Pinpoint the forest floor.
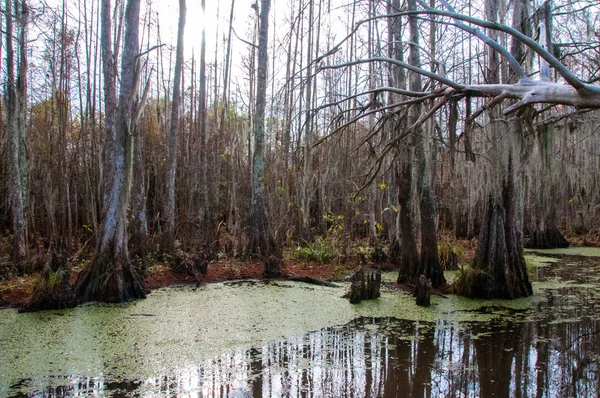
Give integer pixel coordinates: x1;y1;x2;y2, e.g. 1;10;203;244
1;229;599;310
0;256;385;310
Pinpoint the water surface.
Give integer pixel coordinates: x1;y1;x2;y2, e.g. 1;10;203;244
1;250;598;397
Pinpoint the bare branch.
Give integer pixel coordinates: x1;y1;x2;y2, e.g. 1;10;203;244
397;8;595;92
423;0;529;81
321;57;463;89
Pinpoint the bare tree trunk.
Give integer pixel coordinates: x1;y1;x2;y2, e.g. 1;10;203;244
470;0;532;299
388;0;419;281
525;124;569;249
408;0;444;288
198;0;208;225
75;0;145;303
6;0;29;270
396;158;419;283
214;0;235;223
163;0;186;252
247;0;280;266
300;0;314;237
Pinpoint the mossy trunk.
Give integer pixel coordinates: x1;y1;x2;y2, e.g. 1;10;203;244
469;134;532;299
526;124;569;249
247;0;281;270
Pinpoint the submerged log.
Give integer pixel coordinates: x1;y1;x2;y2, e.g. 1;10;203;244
415;274;432;307
348;267;381;304
287;276;338;288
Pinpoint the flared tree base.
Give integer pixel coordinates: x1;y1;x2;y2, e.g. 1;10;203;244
525;227;569;249
468;199;533;299
75;249;146;303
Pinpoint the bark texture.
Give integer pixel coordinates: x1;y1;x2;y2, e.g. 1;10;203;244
408;0;444;288
6;0;29;269
466;0;532;300
75;0;145;303
349;267;381;304
396;160;419;283
164;0;186;252
247;0;281;264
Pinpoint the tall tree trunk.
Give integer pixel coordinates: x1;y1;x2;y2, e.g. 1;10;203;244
6;0;29;270
525;124;569;249
163;0;186;252
524;4;568;249
300;0;314;238
75;0;145;303
470;0;532;299
198;0;208;225
130;120;149;259
247;0;279;264
396;157;419;283
388;0;419;280
214;0;235;223
408;0;444;288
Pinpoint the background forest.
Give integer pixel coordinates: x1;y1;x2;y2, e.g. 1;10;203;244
0;0;599;305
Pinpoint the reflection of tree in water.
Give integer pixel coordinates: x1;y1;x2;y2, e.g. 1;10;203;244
27;314;599;397
251;319;387;396
239;316;599;397
472;320;522;397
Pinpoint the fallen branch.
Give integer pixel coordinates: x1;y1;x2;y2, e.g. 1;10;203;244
286;276;339;288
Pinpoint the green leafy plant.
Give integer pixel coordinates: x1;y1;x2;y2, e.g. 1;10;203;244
293;236;337;263
439;242;463;270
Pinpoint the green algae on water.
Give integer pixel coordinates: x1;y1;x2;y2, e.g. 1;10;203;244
525;247;600;257
2;252;600;395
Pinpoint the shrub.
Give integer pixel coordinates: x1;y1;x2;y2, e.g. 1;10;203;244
293;236;337;263
450;265;490;298
439;241;463;270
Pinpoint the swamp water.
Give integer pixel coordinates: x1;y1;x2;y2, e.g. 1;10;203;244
1;249;599;397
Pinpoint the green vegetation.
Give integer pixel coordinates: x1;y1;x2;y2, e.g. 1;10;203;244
525;247;600;257
438;242;463;270
293;237;338;263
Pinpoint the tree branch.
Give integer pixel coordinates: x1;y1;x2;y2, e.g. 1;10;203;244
322;57;463;89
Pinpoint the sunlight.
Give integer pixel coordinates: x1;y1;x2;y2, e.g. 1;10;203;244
183;1;212;57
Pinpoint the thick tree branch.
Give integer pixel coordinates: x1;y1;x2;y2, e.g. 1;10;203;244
465;80;600;113
397;8;596;92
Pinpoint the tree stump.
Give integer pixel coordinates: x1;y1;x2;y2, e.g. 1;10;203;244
193;254;209;275
264;255;284;278
371;242;387;264
22;250;77;312
348;267;381;304
415;274;432;307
